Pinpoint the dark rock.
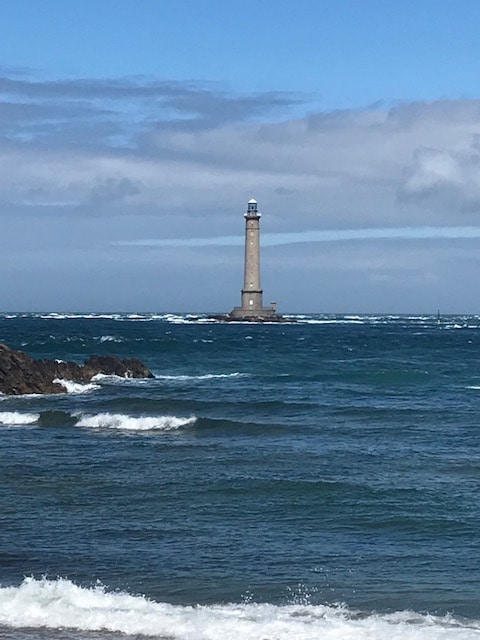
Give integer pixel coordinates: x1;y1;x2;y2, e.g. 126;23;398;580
0;343;154;395
83;355;153;380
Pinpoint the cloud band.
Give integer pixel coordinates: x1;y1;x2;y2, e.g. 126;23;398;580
114;226;480;248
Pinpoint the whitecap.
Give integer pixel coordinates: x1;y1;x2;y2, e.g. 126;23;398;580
164;314;193;324
90;373;151;387
95;335;124;343
53;379;101;394
156;372;247;381
0;577;478;640
302;318;365;324
75;413;197;431
91;373;134;382
0;411;39;425
155;313;216;324
126;314;151;321
39;313;123;321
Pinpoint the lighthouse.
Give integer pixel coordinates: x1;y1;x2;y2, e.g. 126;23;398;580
229;199;278;320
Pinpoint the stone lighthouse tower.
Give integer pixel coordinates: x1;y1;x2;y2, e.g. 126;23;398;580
229;199;278;320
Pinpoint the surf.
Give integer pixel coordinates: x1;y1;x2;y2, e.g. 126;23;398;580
75;413;197;432
1;578;479;640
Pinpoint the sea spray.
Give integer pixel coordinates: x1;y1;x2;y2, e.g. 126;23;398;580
0;578;479;640
53;379;101;394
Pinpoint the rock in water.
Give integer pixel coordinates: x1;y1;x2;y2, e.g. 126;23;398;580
82;355;153;380
0;343;154;395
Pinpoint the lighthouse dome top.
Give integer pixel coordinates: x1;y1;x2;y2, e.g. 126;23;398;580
246;198;260;217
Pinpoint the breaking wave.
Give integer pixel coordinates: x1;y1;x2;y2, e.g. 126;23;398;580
0;578;479;640
75;413;197;432
156;372;248;381
0;411;39;425
53;379;101;394
91;373;151;385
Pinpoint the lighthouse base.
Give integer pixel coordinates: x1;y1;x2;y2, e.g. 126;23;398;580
210;303;292;323
228;305;278;320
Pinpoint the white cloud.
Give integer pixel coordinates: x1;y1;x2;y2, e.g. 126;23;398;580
3;74;480;310
399;143;480;212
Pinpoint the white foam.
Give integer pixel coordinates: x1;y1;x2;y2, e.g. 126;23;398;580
91;373;149;384
156;313;216;324
75;413;196;431
302;318;366;324
0;411;39;425
96;335;124;343
39;313;122;320
164;314;195;324
156;372;247;381
53;379;101;394
0;578;478;640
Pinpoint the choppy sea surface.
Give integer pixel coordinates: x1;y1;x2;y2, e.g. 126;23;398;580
1;312;480;639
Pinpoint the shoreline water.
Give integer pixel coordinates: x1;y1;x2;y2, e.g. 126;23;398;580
2;576;480;640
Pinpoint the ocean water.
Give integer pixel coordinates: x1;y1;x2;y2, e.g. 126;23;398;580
1;312;480;639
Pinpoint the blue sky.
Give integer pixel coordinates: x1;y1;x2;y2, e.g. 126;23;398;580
3;0;480;107
2;1;480;312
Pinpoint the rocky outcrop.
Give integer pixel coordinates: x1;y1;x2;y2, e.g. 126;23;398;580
0;343;154;395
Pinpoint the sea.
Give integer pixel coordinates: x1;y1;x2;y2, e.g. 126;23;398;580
1;311;480;639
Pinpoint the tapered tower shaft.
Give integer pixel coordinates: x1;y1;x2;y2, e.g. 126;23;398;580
228;198;277;320
241;199;263;311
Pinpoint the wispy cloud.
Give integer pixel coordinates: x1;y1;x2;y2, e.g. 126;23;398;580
0;75;302;148
113;226;480;248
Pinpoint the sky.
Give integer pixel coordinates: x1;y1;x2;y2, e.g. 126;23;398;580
2;0;480;313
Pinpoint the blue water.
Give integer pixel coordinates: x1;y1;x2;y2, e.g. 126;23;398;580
1;312;480;639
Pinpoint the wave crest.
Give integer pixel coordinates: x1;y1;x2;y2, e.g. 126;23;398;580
75;412;197;432
157;372;247;381
53;379;101;394
0;578;478;639
0;411;39;425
